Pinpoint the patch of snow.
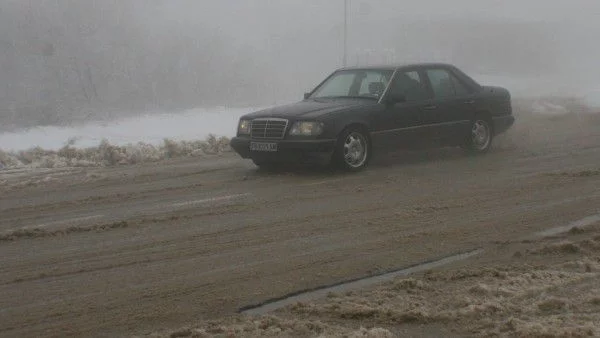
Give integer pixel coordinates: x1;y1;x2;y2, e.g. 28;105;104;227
531;101;569;116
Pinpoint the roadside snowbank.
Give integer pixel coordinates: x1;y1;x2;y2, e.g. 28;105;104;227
514;96;598;117
0;135;231;169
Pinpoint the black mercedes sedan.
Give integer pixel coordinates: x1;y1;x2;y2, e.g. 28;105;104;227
230;62;514;171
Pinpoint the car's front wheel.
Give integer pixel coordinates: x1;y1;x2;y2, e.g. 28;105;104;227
333;127;371;171
463;118;493;154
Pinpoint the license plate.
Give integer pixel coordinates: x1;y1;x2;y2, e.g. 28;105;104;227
250;142;278;152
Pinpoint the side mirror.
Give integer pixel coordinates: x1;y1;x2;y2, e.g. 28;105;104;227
385;93;406;105
304;92;311;100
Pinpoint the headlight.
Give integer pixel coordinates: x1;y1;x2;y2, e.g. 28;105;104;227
289;121;324;136
238;119;251;135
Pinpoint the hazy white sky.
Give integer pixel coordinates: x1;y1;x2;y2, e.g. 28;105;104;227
70;0;600;98
362;0;600;21
149;0;600;61
155;0;600;25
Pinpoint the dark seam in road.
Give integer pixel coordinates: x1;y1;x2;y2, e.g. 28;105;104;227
239;212;600;315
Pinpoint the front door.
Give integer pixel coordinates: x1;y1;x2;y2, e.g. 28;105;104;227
371;69;432;150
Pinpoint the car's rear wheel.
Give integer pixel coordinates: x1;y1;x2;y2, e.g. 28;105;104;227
463;117;493;154
333;127;371;171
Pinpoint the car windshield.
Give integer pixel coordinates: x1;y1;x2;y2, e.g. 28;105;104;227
309;69;394;100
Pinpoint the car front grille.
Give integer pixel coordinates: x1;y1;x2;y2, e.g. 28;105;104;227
250;118;288;139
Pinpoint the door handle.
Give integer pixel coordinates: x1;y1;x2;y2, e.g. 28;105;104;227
464;100;475;104
424;104;437;110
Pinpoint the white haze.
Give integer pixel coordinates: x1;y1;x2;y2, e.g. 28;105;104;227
1;0;600;150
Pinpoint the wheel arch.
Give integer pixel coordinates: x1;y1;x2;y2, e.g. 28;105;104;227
473;110;495;134
336;121;371;139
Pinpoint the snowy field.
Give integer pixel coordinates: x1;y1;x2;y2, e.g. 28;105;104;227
0;106;265;152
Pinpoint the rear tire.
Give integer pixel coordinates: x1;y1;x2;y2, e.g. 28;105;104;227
332;127;371;172
462;117;493;154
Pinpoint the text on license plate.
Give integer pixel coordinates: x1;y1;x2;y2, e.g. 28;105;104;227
250;142;278;152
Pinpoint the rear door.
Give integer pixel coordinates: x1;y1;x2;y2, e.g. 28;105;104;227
371;69;432;149
421;67;477;144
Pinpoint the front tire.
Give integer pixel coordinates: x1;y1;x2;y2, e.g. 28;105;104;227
463;118;493;154
332;127;371;171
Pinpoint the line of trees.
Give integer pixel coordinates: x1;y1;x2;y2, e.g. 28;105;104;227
0;1;289;131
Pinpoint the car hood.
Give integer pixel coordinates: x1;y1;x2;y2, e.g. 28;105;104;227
243;98;377;120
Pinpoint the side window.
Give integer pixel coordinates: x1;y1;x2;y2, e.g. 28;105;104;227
426;69;455;98
358;71;390;98
451;75;471;96
387;71;428;102
426;69;471;98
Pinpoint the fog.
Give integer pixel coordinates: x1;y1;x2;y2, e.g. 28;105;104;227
1;0;600;132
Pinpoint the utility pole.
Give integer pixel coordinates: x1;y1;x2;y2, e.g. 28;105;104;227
343;0;348;67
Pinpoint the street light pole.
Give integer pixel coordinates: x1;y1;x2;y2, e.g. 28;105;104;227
343;0;348;67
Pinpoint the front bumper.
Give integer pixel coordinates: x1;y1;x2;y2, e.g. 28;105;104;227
230;137;336;164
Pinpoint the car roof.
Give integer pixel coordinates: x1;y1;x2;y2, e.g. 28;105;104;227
336;62;456;72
